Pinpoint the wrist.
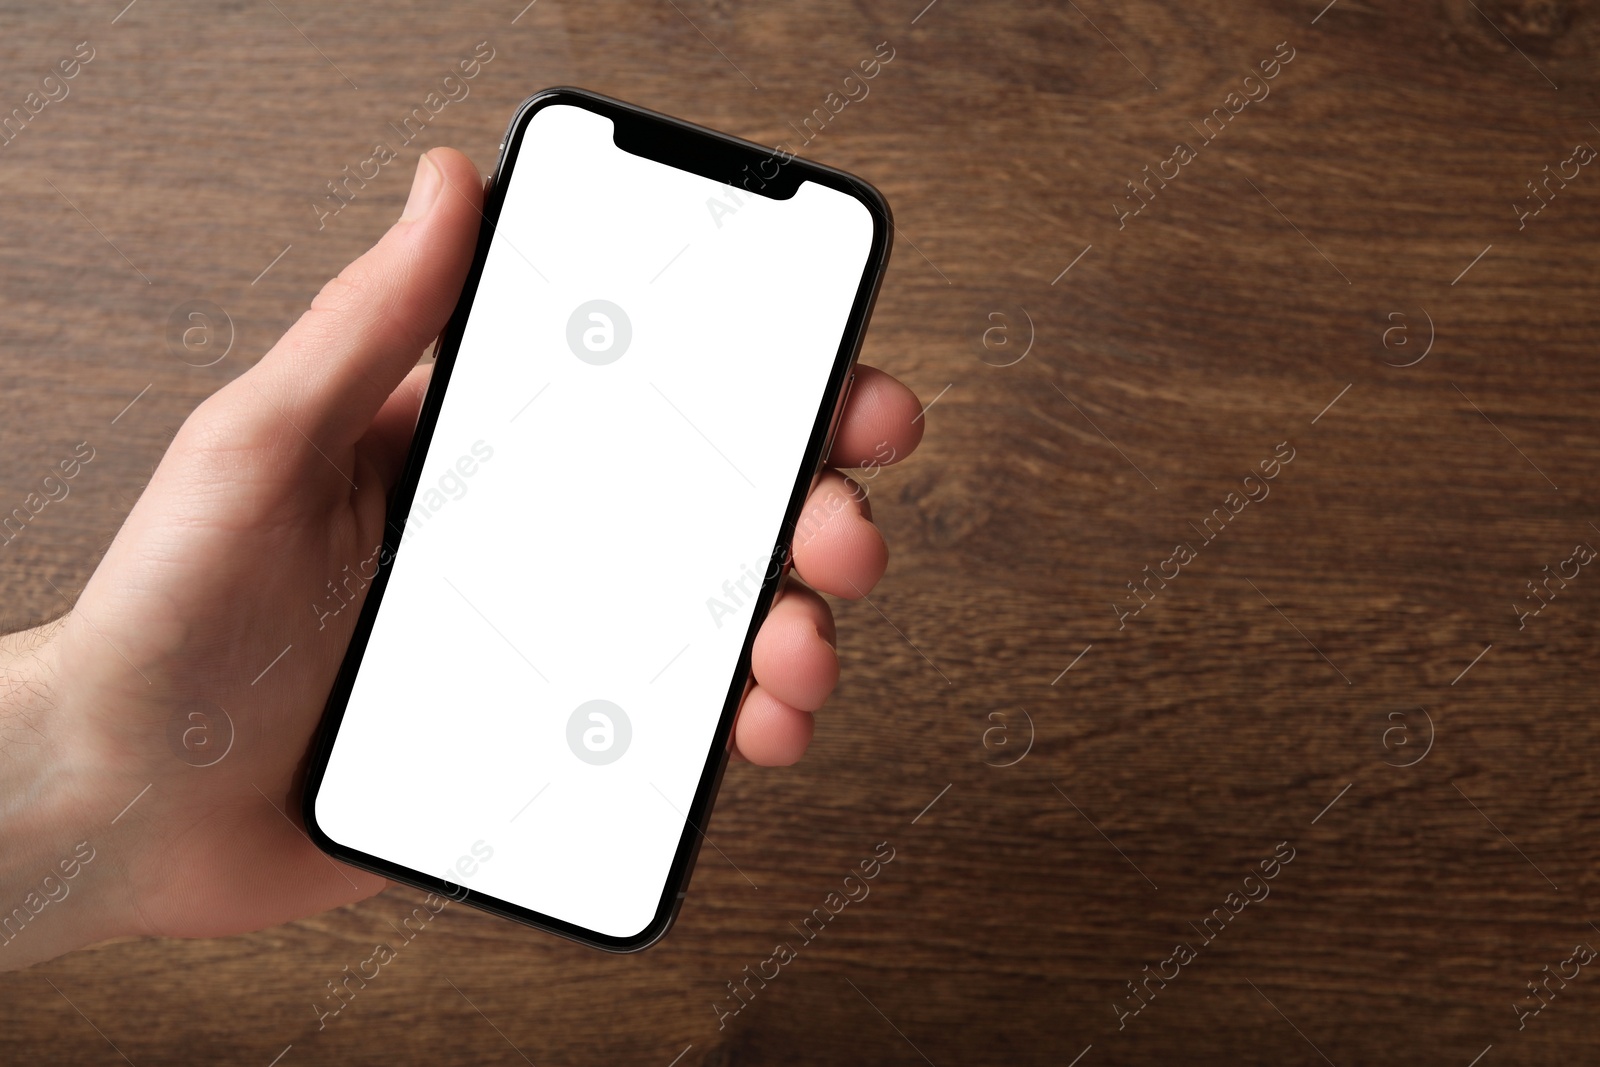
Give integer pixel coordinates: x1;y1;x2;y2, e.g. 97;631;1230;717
0;620;136;969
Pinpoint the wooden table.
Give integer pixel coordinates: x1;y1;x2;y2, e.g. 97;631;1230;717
3;1;1598;1063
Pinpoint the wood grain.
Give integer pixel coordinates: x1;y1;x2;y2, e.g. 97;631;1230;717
3;0;1600;1063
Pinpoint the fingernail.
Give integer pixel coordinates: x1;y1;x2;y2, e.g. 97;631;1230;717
401;151;443;222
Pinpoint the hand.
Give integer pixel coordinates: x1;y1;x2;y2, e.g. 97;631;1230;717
0;149;923;969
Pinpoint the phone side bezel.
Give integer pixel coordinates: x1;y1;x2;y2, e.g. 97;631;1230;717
301;86;893;953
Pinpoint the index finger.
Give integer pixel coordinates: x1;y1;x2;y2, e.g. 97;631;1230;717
826;364;925;469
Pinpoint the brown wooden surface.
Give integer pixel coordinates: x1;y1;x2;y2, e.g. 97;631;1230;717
4;0;1600;1063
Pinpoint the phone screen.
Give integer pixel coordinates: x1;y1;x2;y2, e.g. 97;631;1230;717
307;94;884;946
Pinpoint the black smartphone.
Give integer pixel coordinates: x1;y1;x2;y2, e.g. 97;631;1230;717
302;87;892;951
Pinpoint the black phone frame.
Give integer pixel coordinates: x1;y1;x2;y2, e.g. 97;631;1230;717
301;86;893;952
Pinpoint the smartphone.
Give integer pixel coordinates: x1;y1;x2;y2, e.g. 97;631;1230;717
302;88;892;951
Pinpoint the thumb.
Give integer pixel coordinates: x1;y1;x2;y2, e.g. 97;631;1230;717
233;147;485;456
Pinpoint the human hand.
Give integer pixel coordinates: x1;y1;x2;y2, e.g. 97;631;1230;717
0;148;923;970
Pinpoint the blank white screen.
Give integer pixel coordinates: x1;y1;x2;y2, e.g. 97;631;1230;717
314;103;873;940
